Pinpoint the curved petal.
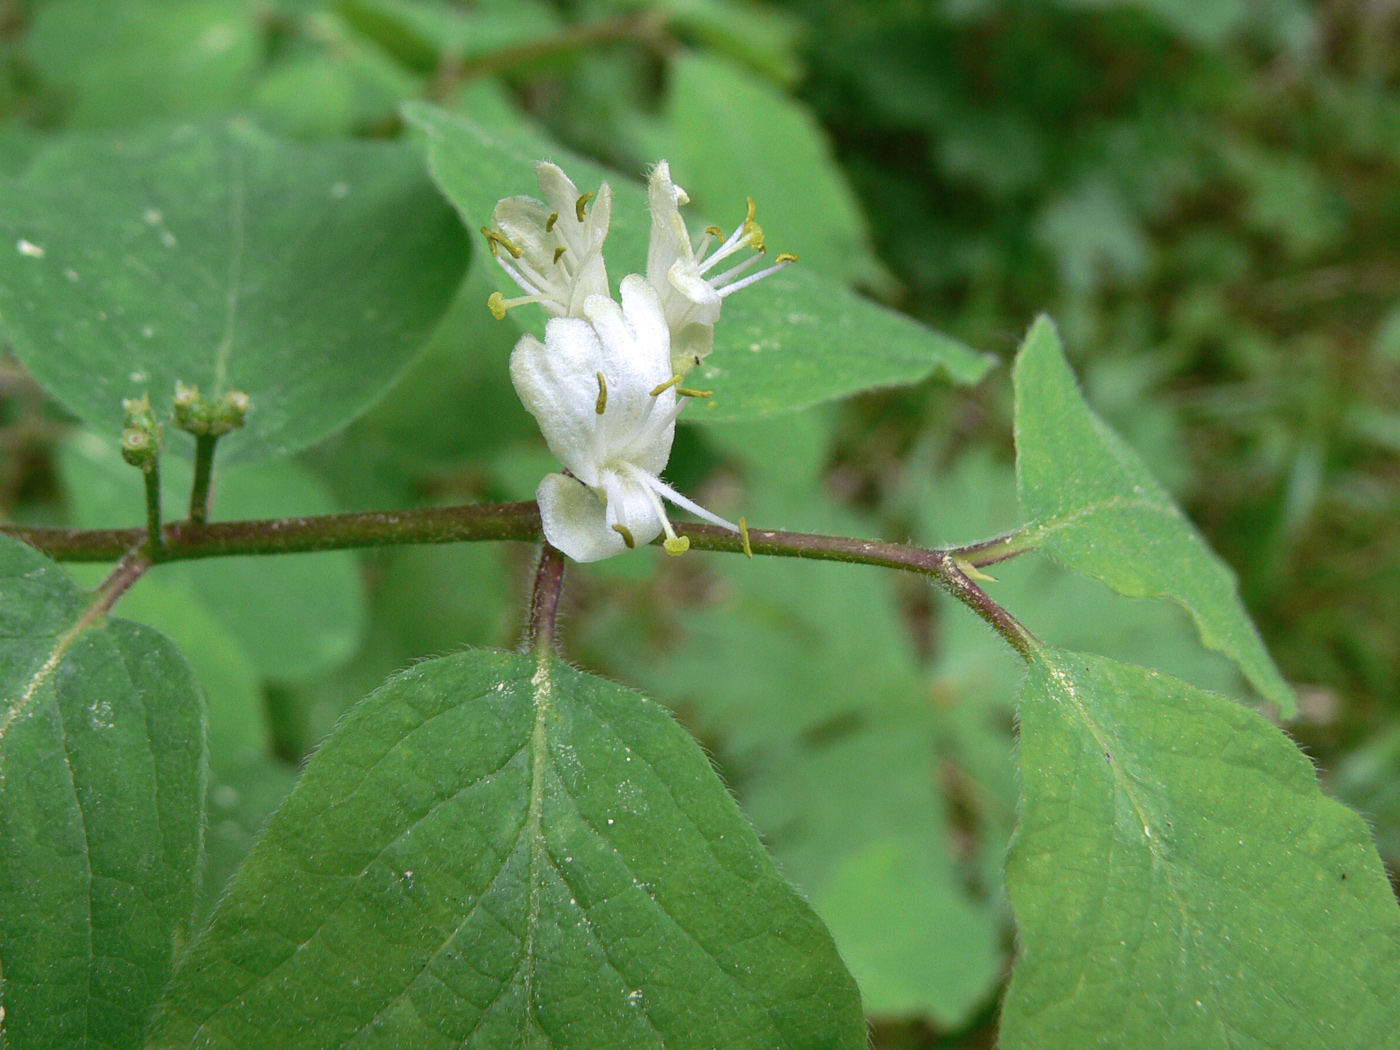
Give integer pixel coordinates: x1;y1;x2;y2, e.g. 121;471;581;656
646;161;693;294
600;469;665;549
537;473;626;562
509;322;603;483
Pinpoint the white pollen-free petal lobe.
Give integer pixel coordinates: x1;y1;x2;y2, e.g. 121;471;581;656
537;472;629;562
668;258;722;314
647;161;692;290
509;325;603;483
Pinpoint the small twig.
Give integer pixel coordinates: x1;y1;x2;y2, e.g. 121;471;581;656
91;546;153;620
141;461;164;556
188;434;218;525
2;503;1039;658
526;544;566;653
428;12;666;98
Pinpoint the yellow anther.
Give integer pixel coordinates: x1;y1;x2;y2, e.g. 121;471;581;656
553;246;567;264
664;535;690;556
741;198;765;250
705;225;724;238
676;387;713;399
575;192;593;222
595;371;607;415
612;523;636;549
488;292;509;319
775;252;798;264
739;517;753;559
481;228;521;259
649;374;683;397
546;211;559;232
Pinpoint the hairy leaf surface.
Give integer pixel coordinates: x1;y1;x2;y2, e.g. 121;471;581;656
0;538;205;1050
1003;646;1400;1049
1013;316;1293;713
150;648;864;1050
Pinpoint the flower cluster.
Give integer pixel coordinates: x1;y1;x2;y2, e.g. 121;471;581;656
485;161;795;563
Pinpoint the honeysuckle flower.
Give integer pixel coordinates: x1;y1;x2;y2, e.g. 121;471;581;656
511;274;739;562
646;160;797;375
484;162;612;320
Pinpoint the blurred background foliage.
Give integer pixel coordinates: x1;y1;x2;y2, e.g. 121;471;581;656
3;0;1400;1043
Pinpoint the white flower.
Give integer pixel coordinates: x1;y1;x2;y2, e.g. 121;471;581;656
646;160;796;375
484;162;612;320
511;274;738;562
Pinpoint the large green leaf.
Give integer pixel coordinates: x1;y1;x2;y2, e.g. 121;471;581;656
402;101;991;420
1003;646;1400;1049
0;121;469;462
149;648;864;1050
0;538;205;1050
1013;316;1293;713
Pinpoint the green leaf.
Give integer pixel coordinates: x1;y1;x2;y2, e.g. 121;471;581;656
149;648;864;1050
657;52;890;289
26;0;259;127
0;121;469;463
0;538;205;1050
403;101;992;420
1003;645;1400;1049
1013;316;1294;714
59;432;367;682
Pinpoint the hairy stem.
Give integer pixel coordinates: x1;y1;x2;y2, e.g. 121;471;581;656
526;544;566;653
188;433;218;525
141;463;164;555
3;502;1037;658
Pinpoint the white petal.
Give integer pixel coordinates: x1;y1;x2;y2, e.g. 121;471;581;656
509;323;603;483
600;469;665;547
647;161;694;298
535;162;584;221
537;473;626;562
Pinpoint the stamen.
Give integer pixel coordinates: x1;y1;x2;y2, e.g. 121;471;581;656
705;225;724;238
595;371;607;415
740;516;753;559
717;256;795;297
487;290;550;318
664;535;691;556
649;375;683;397
612;523;636;548
546;211;559;232
480;228;522;259
553;246;567;264
646;473;740;532
575;192;594;222
775;252;798;264
708;252;766;289
676;387;713;399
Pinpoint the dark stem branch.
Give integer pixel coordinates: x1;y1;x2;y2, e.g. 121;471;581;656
90;546;153;620
3;503;1036;658
526;544;566;653
188;434;218;525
